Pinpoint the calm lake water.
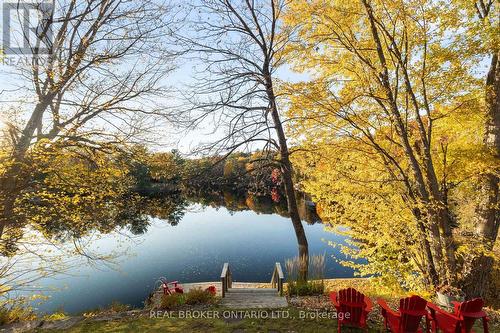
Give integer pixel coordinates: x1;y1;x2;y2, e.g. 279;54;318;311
28;196;355;314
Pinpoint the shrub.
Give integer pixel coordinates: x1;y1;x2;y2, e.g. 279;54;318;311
184;288;216;305
80;301;131;318
0;303;35;326
160;293;185;310
287;280;325;296
43;311;69;321
160;288;217;309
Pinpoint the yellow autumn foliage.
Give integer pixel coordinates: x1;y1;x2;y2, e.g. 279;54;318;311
283;0;499;292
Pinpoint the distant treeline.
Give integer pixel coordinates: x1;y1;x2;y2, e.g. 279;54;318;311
129;147;281;198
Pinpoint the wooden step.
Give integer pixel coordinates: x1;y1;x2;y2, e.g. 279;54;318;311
227;288;279;294
221;287;288;309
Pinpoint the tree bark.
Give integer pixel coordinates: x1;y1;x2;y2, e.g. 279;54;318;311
413;207;440;286
464;51;500;298
463;254;495;299
280;153;309;281
475;52;500;243
428;204;458;285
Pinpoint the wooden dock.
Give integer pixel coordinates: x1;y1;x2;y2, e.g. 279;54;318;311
152;263;287;309
219;262;287;308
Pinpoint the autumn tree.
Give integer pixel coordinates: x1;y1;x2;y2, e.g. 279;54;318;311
461;0;499;298
0;0;177;238
0;142;158;307
179;0;309;279
283;0;498;294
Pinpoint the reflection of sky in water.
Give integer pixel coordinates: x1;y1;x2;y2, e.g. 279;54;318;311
32;204;355;314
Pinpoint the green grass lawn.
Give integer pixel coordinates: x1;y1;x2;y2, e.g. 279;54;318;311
28;278;500;332
34;307;500;333
35;308;383;333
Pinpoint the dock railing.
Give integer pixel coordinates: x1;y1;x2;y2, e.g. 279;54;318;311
271;262;284;296
220;262;232;298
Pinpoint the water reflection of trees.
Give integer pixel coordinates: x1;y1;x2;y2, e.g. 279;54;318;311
0;187;320;302
22;195;188;240
3;190;319;258
139;195;189;227
0;193;189;299
184;190;321;224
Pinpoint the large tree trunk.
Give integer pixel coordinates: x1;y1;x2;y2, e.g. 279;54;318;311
475;52;500;244
413;207;440;286
463;254;495;299
463;52;500;298
265;71;309;281
431;204;458;285
273;116;309;281
280;155;309;281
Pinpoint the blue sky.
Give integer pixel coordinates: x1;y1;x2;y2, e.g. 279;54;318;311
0;48;310;155
1;0;490;155
0;0;314;155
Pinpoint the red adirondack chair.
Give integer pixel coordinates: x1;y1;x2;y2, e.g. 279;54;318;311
329;288;373;332
378;295;430;333
427;298;489;333
160;279;184;295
